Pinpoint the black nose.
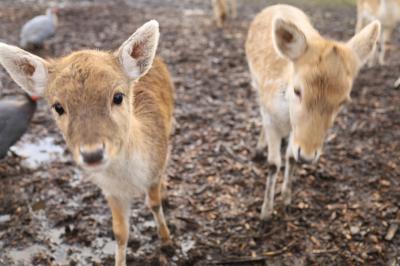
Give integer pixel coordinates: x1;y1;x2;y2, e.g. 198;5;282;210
80;148;104;165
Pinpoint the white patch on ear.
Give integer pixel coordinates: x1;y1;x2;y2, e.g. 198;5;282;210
117;20;160;80
0;43;48;96
347;20;381;66
273;18;308;61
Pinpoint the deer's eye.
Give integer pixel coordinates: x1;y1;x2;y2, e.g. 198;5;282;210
52;102;65;116
294;88;302;99
113;92;124;105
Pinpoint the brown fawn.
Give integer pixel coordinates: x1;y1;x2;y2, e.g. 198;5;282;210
356;0;400;65
246;4;380;223
0;20;174;266
212;0;237;28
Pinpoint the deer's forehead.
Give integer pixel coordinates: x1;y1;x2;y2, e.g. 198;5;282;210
300;49;354;100
47;57;127;101
298;67;351;112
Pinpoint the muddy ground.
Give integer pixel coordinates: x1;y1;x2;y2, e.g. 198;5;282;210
0;0;399;265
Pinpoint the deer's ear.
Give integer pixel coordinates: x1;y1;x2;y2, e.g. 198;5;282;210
347;20;381;66
273;18;308;61
0;43;48;96
116;20;160;80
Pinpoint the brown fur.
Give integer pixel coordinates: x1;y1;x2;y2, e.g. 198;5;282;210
44;51;173;173
0;21;173;266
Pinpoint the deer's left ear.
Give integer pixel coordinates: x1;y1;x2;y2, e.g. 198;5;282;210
116;20;160;80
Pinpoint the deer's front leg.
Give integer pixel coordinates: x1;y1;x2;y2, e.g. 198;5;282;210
281;156;296;207
107;196;130;266
260;126;282;221
147;181;171;245
280;136;296;206
379;26;393;65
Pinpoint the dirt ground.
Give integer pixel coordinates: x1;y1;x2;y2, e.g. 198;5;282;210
0;0;399;265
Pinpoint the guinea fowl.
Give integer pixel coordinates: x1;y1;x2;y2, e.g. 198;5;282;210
20;8;58;50
0;94;37;159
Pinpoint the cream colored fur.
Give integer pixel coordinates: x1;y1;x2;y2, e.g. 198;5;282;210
246;4;380;221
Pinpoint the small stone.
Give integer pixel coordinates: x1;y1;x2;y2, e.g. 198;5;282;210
350;226;360;235
0;215;11;224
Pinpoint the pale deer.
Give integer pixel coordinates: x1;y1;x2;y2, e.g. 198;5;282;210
212;0;237;28
245;4;380;224
356;0;400;65
0;20;174;266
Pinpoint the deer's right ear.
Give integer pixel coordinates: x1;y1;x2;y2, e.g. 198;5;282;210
0;43;48;96
116;20;160;80
272;18;308;61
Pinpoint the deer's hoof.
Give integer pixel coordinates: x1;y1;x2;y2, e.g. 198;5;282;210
259;219;272;233
252;151;266;164
160;240;175;257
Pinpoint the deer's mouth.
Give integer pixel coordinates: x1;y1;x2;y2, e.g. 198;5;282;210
80;159;109;172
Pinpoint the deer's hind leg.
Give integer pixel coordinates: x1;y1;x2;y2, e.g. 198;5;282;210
146;181;171;245
251;73;268;162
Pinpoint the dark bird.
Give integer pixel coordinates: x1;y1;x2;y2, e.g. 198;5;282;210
20;8;58;50
0;94;37;159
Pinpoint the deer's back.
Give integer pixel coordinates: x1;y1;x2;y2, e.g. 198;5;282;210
246;5;318;96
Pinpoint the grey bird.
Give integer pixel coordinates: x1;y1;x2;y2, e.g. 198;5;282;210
20;8;58;50
0;94;37;159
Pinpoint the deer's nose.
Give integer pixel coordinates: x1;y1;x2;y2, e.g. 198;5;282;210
80;144;104;165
